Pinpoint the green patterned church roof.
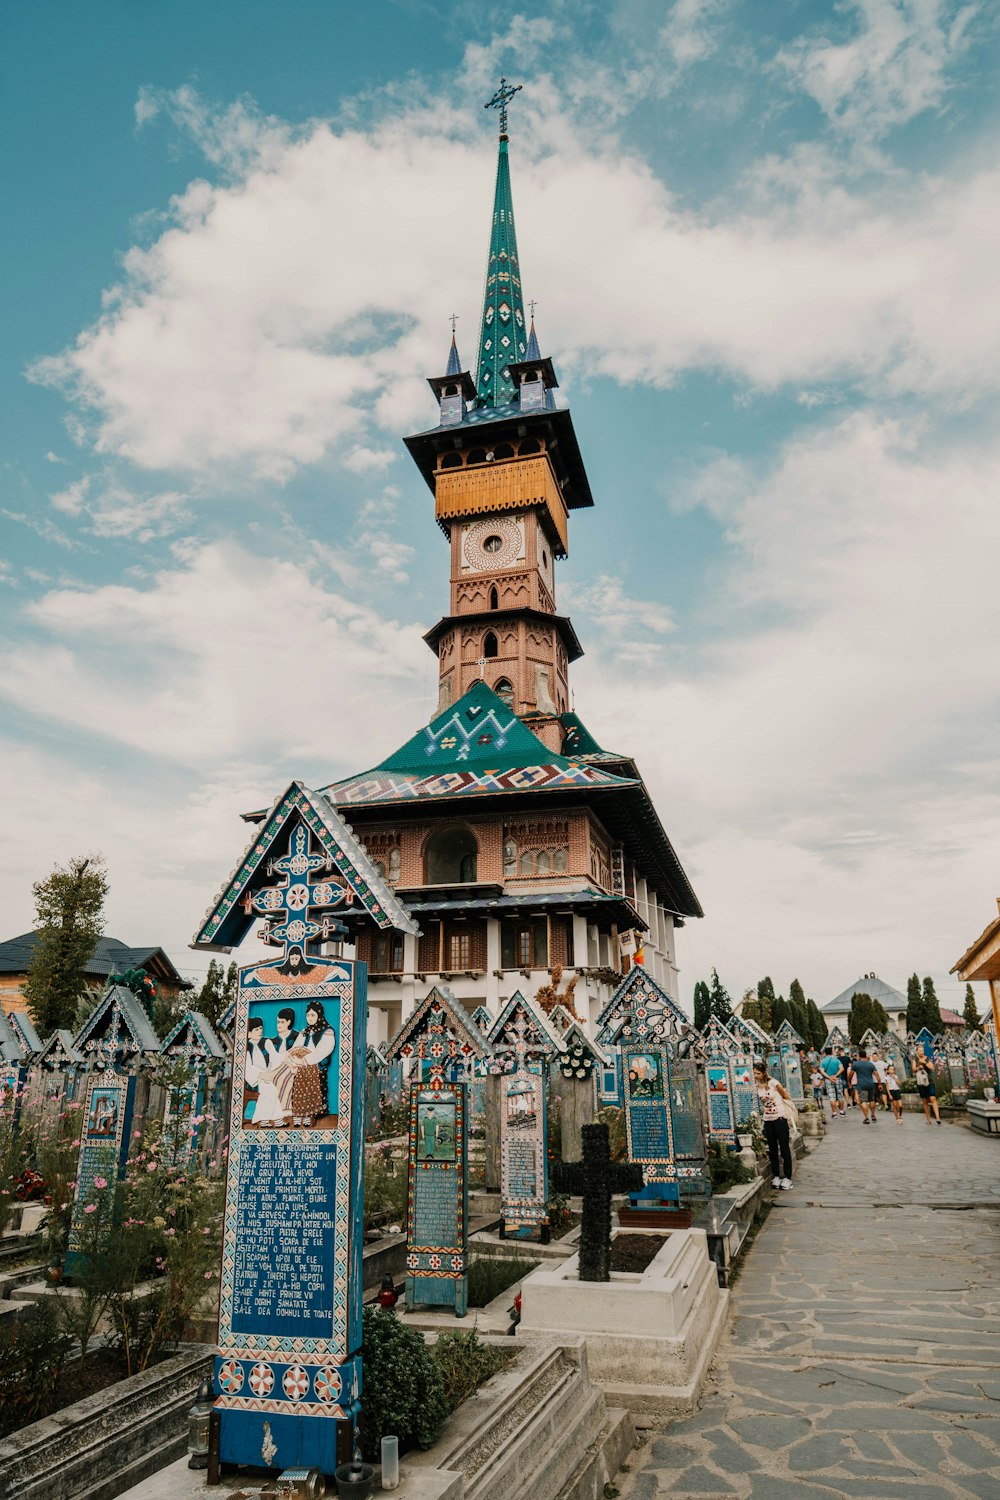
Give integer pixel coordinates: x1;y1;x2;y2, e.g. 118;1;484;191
476;133;528;406
322;681;635;808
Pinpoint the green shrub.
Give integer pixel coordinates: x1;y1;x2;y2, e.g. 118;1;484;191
360;1306;449;1462
706;1143;756;1192
900;1079;917;1093
364;1148;407;1232
0;1300;72;1438
594;1105;627;1161
467;1255;537;1308
431;1330;515;1408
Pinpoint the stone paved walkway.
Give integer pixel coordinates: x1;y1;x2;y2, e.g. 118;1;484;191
618;1110;1000;1500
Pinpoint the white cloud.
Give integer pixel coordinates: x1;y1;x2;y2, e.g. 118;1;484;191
570;412;1000;995
0;539;431;768
50;476;189;541
777;0;979;139
343;446;397;475
563;574;674;668
28;83;1000;490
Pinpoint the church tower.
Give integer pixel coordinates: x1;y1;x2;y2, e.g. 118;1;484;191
306;81;703;1048
404;81;591;752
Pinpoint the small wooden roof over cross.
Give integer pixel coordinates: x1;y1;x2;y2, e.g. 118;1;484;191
596;966;688;1048
483;992;562;1074
385;985;490;1082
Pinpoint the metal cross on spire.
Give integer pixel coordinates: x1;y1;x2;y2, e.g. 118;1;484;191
485;76;523;138
449;312;459;333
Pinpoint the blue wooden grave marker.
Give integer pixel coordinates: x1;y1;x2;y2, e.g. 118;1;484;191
64;1069;136;1279
485;994;561;1240
386;986;488;1315
192;781;417;1474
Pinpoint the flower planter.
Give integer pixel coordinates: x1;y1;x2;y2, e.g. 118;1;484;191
0;1342;213;1500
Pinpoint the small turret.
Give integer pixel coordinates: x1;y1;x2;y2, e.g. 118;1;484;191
426;328;476;427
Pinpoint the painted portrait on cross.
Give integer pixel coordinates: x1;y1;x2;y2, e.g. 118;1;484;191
241;994;339;1130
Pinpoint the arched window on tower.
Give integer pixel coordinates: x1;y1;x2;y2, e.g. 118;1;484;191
441;452;463;470
519;851;535;876
495;677;514;707
503;838;517;877
489;586;499;611
483;631;498;659
425;826;478;885
388;847;401;883
493;442;514;460
536;851;551;876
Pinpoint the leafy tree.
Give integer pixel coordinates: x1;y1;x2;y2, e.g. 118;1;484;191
693;980;711;1031
906;973;922;1034
848;992;889;1045
770;995;792;1034
963;983;980;1032
708;968;733;1024
23;855;108;1036
740;988;768;1032
755;977;776;1031
193;959;239;1031
921;975;942;1034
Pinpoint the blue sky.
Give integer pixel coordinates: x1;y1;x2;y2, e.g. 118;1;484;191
3;1;1000;1012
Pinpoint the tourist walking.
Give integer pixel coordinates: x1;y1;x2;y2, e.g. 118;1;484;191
915;1045;942;1125
754;1061;795;1190
885;1060;904;1122
839;1048;855;1107
820;1047;846;1118
850;1049;880;1124
871;1050;890;1111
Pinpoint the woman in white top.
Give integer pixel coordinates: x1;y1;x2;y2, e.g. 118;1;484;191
288;1002;337;1125
753;1061;795;1190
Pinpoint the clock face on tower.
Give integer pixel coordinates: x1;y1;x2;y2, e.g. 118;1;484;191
461;513;524;564
462;517;524;571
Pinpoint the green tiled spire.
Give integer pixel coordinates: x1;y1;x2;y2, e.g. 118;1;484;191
476;85;528;406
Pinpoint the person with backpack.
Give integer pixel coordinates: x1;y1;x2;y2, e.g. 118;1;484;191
754;1061;795;1190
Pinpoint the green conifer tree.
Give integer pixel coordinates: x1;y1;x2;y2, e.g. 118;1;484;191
963;983;980;1032
693;979;711;1031
755;977;775;1031
806;997;826;1050
921;975;942;1034
194;958;239;1031
23;855;108;1036
906;973;923;1034
708;968;733;1023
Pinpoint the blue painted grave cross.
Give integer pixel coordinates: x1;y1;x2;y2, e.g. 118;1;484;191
193;780;417;1477
386;986;488;1315
485;994;560;1240
64;1069;136;1280
602;968;708;1206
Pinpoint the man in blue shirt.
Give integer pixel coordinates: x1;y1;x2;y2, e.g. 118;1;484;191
851;1050;880;1124
819;1048;846;1119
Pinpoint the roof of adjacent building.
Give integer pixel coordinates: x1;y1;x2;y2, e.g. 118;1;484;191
0;932;191;987
821;975;907;1014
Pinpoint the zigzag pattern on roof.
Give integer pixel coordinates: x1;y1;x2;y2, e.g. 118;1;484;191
193;780;418;952
385;985;490;1066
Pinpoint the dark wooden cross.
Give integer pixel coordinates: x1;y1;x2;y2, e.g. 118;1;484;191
553;1123;643;1282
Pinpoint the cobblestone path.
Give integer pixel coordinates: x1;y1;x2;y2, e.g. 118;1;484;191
618;1110;1000;1499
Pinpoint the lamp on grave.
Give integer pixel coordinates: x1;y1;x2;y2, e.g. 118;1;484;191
186;1377;214;1468
376;1275;399;1312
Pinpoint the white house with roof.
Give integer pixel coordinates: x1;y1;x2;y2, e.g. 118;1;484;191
820;974;909;1037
